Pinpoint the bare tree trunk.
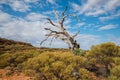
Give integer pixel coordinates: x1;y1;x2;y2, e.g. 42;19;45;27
40;6;80;50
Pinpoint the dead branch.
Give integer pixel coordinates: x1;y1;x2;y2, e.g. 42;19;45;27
54;10;60;24
44;28;64;35
62;6;68;16
61;6;68;28
41;6;80;50
40;36;49;45
49;37;55;45
46;18;59;28
72;31;80;38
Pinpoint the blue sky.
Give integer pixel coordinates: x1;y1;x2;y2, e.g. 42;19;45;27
0;0;120;49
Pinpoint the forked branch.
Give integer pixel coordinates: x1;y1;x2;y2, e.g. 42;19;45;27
40;6;80;50
46;18;59;28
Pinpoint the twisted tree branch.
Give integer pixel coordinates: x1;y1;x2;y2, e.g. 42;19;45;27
46;18;59;28
40;6;80;50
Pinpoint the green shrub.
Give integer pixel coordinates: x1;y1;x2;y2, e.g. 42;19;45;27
107;75;119;80
85;42;119;74
79;68;98;80
113;57;120;65
110;65;120;78
0;50;39;68
22;52;97;80
0;53;12;68
73;49;86;56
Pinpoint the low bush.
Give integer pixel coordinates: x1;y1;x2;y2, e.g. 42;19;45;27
22;52;97;80
0;50;40;68
110;65;120;79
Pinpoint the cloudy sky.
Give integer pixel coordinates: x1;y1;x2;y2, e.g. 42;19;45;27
0;0;120;49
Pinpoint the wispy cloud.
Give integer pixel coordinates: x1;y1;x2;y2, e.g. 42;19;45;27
71;0;120;16
99;11;120;21
76;34;102;49
0;11;13;23
0;11;46;44
47;0;56;4
106;34;120;45
75;22;85;28
71;3;81;12
98;24;117;31
10;1;30;12
0;0;59;12
25;12;47;21
85;9;105;16
0;0;39;12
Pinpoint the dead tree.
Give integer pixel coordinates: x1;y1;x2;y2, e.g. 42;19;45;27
40;7;80;50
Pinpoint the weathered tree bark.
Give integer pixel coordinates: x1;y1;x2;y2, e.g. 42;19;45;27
40;6;80;50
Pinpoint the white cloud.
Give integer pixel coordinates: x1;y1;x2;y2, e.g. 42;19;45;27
71;3;81;12
80;0;104;14
71;0;120;16
76;34;102;49
0;11;13;23
10;1;30;12
76;34;120;50
24;0;38;3
98;24;117;31
0;11;45;44
99;11;120;21
25;13;47;21
104;0;120;11
0;0;58;12
82;24;96;30
106;34;120;46
85;9;105;16
47;0;56;4
0;0;39;12
76;22;85;27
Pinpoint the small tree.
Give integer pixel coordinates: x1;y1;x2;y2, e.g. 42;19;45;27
40;7;80;50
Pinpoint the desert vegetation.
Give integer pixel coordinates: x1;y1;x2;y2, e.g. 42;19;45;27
0;38;120;80
0;0;120;80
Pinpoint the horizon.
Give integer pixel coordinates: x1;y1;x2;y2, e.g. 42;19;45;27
0;0;120;50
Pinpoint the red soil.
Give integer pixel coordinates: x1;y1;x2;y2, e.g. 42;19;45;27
0;69;30;80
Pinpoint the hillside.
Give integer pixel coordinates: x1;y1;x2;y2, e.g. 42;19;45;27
0;38;69;54
0;38;32;46
0;38;120;80
0;37;35;54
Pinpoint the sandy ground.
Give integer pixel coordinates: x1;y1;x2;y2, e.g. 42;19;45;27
0;69;30;80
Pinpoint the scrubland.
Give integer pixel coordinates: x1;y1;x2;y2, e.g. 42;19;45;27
0;38;120;80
